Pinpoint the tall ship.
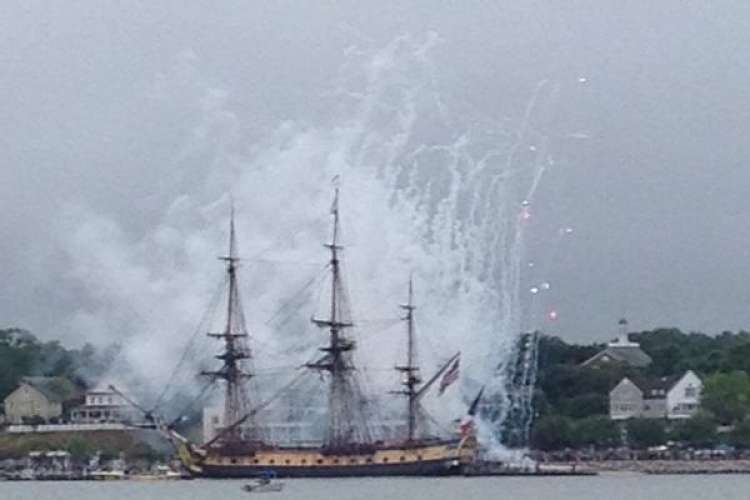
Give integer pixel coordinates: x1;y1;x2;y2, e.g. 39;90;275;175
158;188;478;478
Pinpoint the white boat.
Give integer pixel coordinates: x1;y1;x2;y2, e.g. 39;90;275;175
130;465;184;481
89;469;127;480
242;478;284;493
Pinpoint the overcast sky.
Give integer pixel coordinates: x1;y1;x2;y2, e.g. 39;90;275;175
2;1;750;351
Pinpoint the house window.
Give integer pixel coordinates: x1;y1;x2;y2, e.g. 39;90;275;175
685;386;697;398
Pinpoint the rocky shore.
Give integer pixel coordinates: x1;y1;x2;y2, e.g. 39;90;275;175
545;459;750;475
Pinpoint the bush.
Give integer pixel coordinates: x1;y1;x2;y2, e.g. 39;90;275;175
728;419;750;449
531;415;574;451
571;416;621;449
66;436;95;461
557;393;608;419
22;416;45;426
125;442;163;464
701;371;750;425
626;419;666;449
668;413;717;448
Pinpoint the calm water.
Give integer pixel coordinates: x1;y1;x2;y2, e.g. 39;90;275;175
1;474;748;500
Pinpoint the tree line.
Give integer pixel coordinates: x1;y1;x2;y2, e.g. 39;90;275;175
530;328;750;450
0;328;119;401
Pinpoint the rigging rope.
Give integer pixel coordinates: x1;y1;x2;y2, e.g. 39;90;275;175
264;264;330;327
168;379;217;427
204;368;310;447
150;277;226;413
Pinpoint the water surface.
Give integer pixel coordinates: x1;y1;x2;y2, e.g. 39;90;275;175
2;474;748;500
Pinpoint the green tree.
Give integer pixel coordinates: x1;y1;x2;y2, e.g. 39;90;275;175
701;371;750;425
0;329;42;398
537;363;634;418
728;419;750;449
668;413;717;448
125;442;163;465
722;344;750;375
557;393;608;419
530;416;574;451
537;335;601;368
571;416;621;449
626;419;666;449
66;437;95;461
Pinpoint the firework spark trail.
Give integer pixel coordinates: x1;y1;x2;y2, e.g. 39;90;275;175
62;35;565;446
340;44;561;445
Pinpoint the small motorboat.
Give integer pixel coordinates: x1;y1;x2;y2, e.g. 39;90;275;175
242;471;284;493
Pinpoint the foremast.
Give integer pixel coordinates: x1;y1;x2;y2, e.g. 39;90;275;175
395;279;422;443
307;187;372;451
392;280;464;445
201;207;255;443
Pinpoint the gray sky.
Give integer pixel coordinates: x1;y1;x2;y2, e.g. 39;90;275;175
2;0;750;353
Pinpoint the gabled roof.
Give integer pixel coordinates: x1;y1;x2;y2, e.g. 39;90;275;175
631;374;682;398
612;373;691;399
582;345;652;368
20;377;79;403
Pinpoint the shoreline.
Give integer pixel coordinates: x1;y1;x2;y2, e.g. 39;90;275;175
545;459;750;475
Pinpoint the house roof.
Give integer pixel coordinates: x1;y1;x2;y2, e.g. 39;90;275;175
632;374;683;398
614;373;690;399
582;345;653;368
88;380;130;395
21;377;80;403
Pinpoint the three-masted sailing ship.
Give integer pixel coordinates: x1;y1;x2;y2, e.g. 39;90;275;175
165;189;477;477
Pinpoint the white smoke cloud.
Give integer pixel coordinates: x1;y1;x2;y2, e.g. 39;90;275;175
57;34;557;442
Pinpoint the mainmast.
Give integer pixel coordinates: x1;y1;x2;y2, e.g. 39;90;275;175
307;187;371;451
395;278;422;442
202;206;254;442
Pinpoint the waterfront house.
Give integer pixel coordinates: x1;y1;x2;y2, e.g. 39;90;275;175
3;377;79;424
70;383;139;424
609;370;702;420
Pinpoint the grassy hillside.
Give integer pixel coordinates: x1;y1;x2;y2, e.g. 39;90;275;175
0;430;169;461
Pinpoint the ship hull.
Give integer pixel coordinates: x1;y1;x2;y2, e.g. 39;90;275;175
178;437;477;479
200;459;460;478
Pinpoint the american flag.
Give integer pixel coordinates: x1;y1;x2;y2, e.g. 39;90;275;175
438;357;460;396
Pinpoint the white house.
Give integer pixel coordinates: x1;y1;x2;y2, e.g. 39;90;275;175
70;384;139;424
666;370;702;419
609;370;703;420
609;377;643;420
